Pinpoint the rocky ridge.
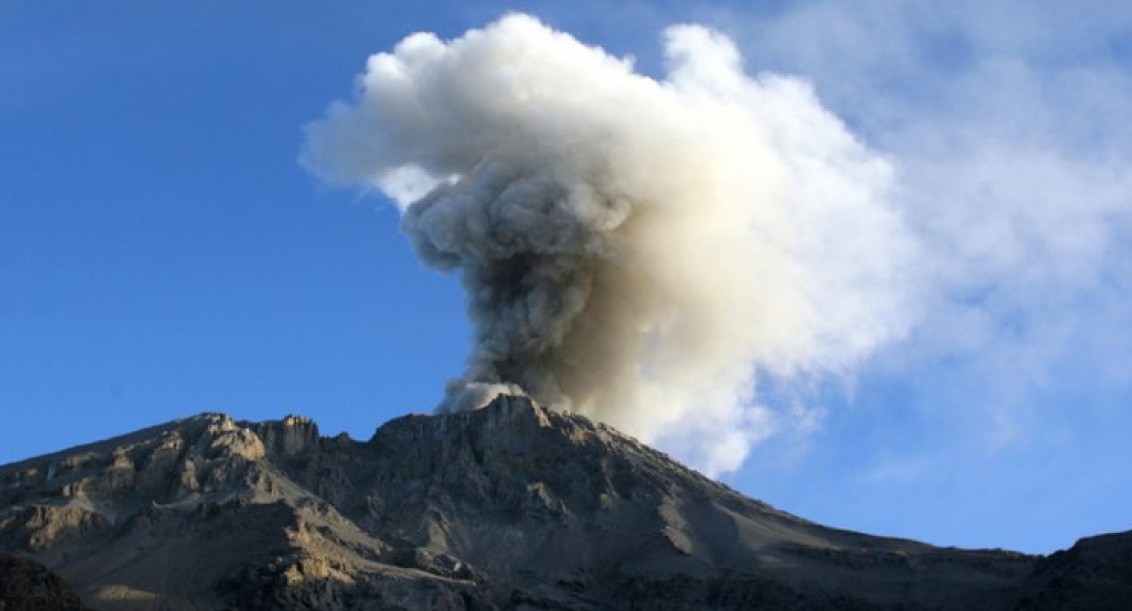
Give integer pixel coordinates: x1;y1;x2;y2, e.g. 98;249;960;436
0;396;1128;610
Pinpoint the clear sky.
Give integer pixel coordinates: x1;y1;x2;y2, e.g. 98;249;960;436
2;1;1130;555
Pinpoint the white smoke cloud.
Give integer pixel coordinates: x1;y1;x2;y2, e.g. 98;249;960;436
302;14;916;475
722;0;1132;452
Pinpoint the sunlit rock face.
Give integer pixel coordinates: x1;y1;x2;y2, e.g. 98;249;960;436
0;397;1128;610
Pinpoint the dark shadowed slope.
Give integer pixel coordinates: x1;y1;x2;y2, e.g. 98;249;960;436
0;396;1128;610
0;554;92;610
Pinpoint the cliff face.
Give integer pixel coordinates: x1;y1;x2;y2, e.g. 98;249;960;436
0;396;1126;610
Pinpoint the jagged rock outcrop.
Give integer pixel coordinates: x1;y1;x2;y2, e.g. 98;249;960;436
0;397;1127;610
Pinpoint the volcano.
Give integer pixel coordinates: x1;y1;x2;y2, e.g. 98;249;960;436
1;396;1128;610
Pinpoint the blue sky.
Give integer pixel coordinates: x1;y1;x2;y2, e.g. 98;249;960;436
2;1;1130;554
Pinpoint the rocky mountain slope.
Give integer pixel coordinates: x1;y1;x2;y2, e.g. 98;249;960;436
0;555;92;610
0;396;1128;610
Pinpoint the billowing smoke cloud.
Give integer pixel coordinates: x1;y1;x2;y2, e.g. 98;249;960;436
302;14;915;475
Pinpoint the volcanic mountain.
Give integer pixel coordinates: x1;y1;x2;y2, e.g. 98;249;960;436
1;396;1128;610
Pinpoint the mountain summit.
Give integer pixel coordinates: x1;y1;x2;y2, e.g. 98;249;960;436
0;396;1127;610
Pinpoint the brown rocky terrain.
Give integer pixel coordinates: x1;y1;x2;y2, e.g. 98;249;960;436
0;395;1128;610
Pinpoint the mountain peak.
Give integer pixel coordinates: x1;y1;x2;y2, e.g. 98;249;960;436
374;393;557;442
1;402;1128;610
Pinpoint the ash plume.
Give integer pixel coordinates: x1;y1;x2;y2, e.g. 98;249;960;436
302;14;916;474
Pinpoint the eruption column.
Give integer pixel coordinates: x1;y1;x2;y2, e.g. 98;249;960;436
303;14;914;474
